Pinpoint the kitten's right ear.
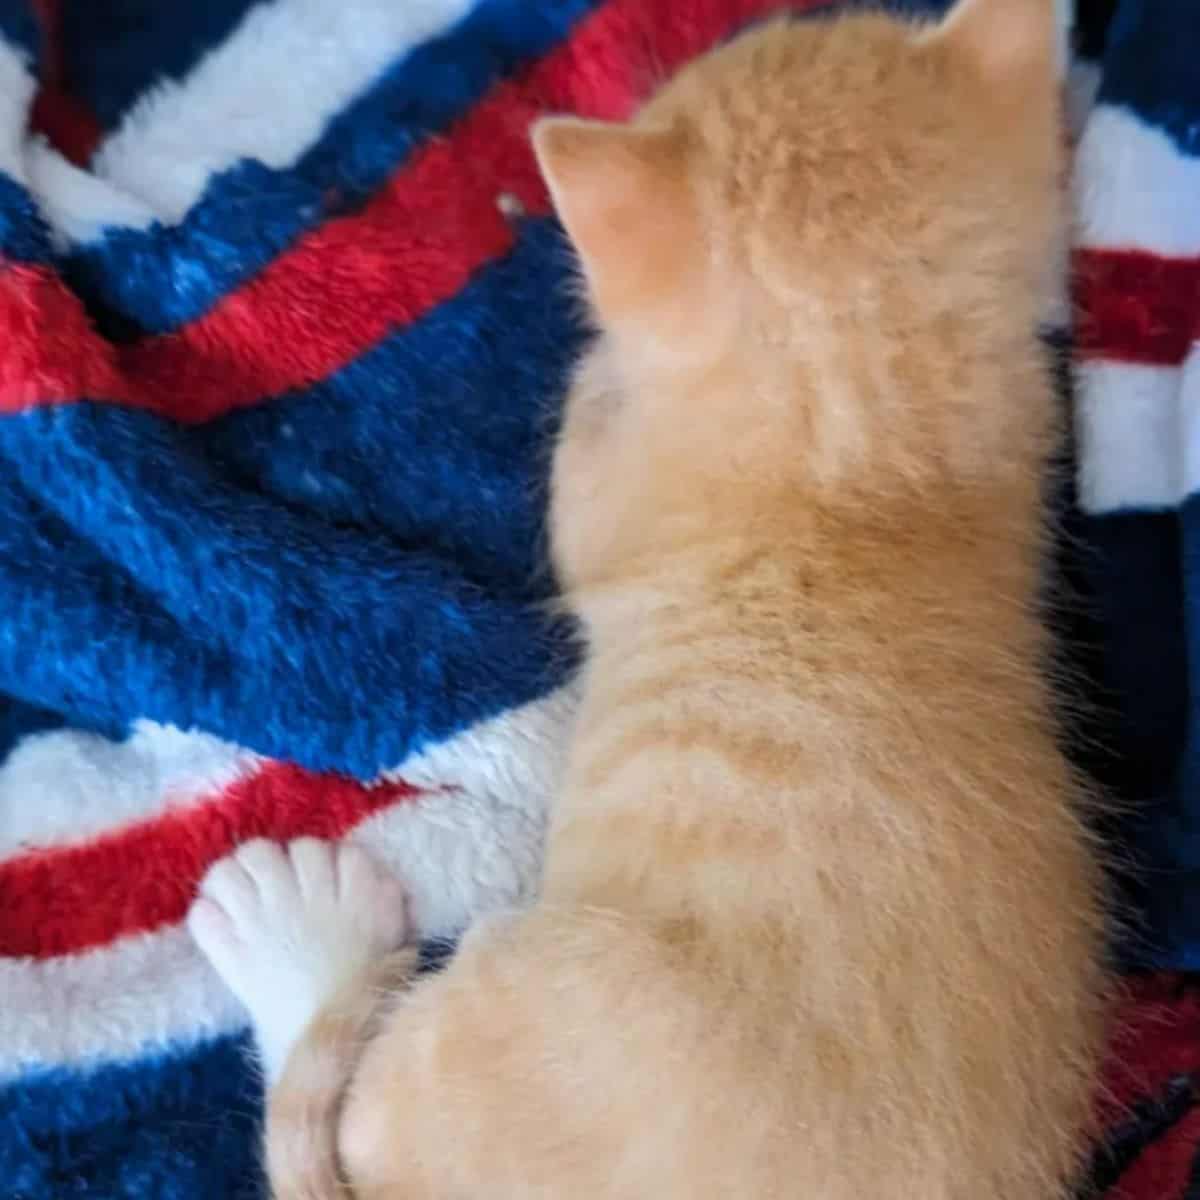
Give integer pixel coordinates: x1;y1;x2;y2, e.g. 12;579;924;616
532;117;697;321
931;0;1056;85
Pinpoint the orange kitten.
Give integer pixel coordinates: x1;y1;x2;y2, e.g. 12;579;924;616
188;0;1108;1195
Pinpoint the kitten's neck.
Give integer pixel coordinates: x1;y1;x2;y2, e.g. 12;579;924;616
627;310;1055;499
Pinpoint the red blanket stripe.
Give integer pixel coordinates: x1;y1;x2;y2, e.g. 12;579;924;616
1093;977;1200;1197
1074;248;1200;367
0;0;809;425
28;0;102;165
0;763;424;958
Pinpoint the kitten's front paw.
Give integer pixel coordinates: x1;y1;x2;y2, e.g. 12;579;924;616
187;837;410;1079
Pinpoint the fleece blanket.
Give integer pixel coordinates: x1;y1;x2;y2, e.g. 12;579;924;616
0;0;1196;1196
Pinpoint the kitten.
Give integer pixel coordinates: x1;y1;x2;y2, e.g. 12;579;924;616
189;0;1107;1196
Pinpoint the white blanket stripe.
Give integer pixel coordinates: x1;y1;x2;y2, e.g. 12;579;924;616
0;687;573;1082
0;36;158;246
1075;359;1189;514
88;0;479;230
0;722;260;856
1076;105;1200;257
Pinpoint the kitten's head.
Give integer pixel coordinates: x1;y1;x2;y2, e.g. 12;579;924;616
535;0;1061;598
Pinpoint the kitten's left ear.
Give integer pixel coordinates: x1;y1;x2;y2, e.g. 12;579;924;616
532;117;698;321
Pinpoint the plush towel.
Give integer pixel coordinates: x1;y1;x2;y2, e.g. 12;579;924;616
0;0;1195;1195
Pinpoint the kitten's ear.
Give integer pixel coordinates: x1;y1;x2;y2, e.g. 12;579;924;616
532;117;697;320
932;0;1055;83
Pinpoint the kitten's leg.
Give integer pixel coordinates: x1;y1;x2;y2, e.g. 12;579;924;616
187;837;411;1081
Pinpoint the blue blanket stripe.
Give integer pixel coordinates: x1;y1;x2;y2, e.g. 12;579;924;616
0;940;455;1200
58;0;265;133
0;1035;265;1200
1097;0;1200;155
1147;490;1200;968
0;33;74;760
64;0;603;337
0;171;54;262
0;696;70;762
1070;509;1191;967
0;1;38;61
0;218;580;777
0;32;53;264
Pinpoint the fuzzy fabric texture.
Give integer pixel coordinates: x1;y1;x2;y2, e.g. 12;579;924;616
1068;0;1200;976
0;0;1195;1196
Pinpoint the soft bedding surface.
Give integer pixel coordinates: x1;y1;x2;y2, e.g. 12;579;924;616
0;0;1196;1195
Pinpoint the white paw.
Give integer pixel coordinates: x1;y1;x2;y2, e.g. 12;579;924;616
187;837;411;1080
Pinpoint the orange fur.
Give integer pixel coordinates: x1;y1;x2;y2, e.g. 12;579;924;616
268;1;1108;1196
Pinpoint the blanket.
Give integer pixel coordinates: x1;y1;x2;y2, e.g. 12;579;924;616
0;0;1195;1196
